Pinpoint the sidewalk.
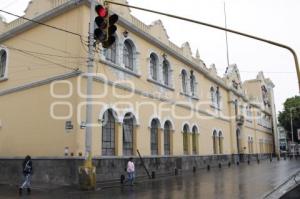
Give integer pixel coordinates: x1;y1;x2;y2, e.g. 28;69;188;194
0;159;300;199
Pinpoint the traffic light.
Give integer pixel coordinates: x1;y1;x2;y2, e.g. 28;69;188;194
102;14;118;48
94;4;118;48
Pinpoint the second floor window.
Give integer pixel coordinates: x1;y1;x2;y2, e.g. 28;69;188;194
105;41;117;63
163;60;169;85
0;49;7;78
123;40;133;70
210;87;215;105
150;53;158;80
216;87;220;108
182;70;188;93
190;71;196;96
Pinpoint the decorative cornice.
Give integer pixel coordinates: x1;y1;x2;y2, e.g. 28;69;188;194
0;70;81;96
92;75;230;123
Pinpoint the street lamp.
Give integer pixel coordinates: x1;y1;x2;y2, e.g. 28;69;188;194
289;107;297;158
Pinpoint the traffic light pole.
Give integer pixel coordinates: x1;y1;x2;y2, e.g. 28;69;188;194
105;1;300;93
85;0;96;157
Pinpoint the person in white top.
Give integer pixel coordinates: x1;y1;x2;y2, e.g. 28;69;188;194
126;157;135;185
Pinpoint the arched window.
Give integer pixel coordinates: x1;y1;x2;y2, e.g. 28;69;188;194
183;124;189;155
164;121;172;155
163;59;169;86
216;87;220;108
123;113;134;156
150;53;158;80
182;70;188;93
102;109;116;156
0;49;7;78
234;100;238;116
259;139;263;153
219;131;223;154
251;137;254;153
213;130;218;154
105;40;117;63
192;126;198;154
190;71;196;96
150;119;159;155
210;87;215;105
123;40;133;70
236;129;241;154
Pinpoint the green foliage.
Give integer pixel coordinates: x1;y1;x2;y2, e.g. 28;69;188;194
278;96;300;142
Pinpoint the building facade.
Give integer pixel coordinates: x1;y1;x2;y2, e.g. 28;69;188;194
278;126;288;153
0;0;278;159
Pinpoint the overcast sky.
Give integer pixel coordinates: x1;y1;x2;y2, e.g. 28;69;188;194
0;0;299;113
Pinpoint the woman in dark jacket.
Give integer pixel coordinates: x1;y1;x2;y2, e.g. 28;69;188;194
19;155;33;195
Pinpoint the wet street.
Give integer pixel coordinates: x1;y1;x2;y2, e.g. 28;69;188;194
1;159;300;199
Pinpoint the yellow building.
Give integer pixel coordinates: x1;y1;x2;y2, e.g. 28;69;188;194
0;0;277;159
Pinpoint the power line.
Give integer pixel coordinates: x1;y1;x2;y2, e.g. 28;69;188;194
7;45;88;60
10;46;79;71
0;9;84;38
105;0;300;93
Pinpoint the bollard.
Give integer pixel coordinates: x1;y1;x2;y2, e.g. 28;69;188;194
284;156;286;160
277;156;280;161
174;168;178;176
120;174;125;184
270;158;272;162
247;160;250;165
207;165;210;171
218;163;222;168
151;171;155;179
193;166;196;173
257;159;260;164
236;161;239;165
228;162;231;167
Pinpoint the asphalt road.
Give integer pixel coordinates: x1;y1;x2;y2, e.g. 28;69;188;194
1;159;300;199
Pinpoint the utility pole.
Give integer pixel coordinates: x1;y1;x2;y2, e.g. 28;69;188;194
78;0;97;190
85;0;96;157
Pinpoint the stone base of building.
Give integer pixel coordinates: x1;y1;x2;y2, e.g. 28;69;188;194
0;154;274;186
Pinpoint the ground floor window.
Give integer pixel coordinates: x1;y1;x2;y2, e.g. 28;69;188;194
164;121;171;155
123;113;134;156
102;109;116;156
151;119;159;155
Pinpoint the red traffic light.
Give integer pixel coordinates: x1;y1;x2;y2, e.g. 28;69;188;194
95;5;107;17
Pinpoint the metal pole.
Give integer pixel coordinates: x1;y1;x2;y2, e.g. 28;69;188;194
137;149;152;179
290;109;295;158
85;0;96;157
224;1;230;67
105;1;300;93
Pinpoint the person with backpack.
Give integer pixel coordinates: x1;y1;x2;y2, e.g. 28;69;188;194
19;155;33;195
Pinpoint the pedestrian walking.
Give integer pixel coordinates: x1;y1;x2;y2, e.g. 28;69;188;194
19;155;33;195
126;157;135;185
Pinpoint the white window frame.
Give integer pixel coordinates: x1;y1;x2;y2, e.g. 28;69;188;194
121;38;139;74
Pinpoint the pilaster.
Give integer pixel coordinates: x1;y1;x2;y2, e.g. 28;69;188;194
133;125;138;156
158;128;164;155
115;122;123;156
187;133;193;155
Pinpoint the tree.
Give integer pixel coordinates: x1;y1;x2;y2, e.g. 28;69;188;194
278;96;300;143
